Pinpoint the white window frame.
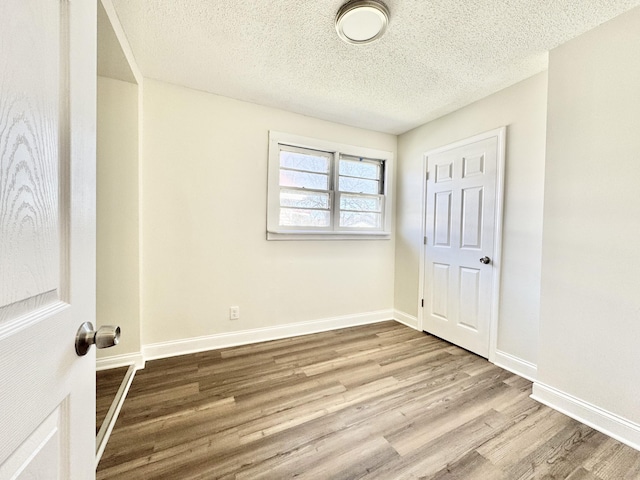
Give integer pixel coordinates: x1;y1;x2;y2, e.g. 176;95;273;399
267;131;394;240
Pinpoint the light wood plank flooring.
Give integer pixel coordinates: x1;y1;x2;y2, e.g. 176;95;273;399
97;321;640;479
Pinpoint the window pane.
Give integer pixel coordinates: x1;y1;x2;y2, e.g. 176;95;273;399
339;211;382;228
280;189;330;209
280;208;330;227
280;150;329;173
280;170;329;190
339;194;381;212
339;158;380;179
339;176;379;194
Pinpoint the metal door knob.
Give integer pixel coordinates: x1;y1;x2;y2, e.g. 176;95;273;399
479;256;491;264
75;322;120;356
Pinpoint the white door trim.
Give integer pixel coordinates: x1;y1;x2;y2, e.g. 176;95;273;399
417;127;506;363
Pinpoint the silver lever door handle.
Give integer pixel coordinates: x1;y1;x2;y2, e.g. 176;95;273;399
75;322;121;356
479;256;491;264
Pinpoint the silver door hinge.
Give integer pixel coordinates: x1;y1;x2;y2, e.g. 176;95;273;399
424;236;427;245
426;171;429;180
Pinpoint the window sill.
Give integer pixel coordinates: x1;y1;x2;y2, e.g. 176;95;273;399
267;231;391;241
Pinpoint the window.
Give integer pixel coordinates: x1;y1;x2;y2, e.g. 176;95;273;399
267;131;393;240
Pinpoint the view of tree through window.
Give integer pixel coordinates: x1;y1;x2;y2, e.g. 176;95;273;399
267;132;392;238
278;147;332;227
338;156;384;228
276;147;385;230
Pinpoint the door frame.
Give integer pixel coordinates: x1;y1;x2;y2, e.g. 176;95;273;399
417;126;506;363
95;0;145;467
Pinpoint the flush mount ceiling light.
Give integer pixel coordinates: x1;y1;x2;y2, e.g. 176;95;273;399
335;0;390;45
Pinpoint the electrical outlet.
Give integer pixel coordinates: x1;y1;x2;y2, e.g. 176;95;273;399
229;306;240;320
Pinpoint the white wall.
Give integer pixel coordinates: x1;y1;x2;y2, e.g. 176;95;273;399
140;79;397;346
535;6;640;437
395;73;548;368
96;76;141;360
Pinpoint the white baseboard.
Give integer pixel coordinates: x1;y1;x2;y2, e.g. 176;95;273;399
493;350;537;382
393;310;419;331
96;351;145;371
532;382;640;452
143;309;395;361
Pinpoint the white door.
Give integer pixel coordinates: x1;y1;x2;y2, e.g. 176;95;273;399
0;0;96;478
422;129;504;358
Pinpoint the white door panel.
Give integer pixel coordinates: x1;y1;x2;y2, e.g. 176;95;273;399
0;0;96;478
423;132;503;358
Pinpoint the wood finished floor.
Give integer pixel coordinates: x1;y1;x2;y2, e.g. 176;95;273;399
97;322;640;479
96;366;129;435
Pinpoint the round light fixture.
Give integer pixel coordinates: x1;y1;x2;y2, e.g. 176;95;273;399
335;0;390;45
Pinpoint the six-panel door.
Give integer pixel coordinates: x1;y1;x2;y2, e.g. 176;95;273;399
424;134;499;358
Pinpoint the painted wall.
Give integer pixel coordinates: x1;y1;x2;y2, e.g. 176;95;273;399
536;7;640;425
140;79;397;346
395;72;548;366
96;76;141;359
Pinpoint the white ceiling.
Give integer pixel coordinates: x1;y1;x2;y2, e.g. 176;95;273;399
111;0;640;134
98;1;136;83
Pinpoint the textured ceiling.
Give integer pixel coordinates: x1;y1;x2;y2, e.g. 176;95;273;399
98;1;136;83
111;0;640;134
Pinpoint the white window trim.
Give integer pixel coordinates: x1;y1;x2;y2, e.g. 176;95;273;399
267;131;394;241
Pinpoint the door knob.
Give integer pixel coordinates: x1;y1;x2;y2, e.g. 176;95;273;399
479;256;491;264
75;322;121;356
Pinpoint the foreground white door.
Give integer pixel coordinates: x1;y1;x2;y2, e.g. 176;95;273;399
422;129;504;358
0;0;96;478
